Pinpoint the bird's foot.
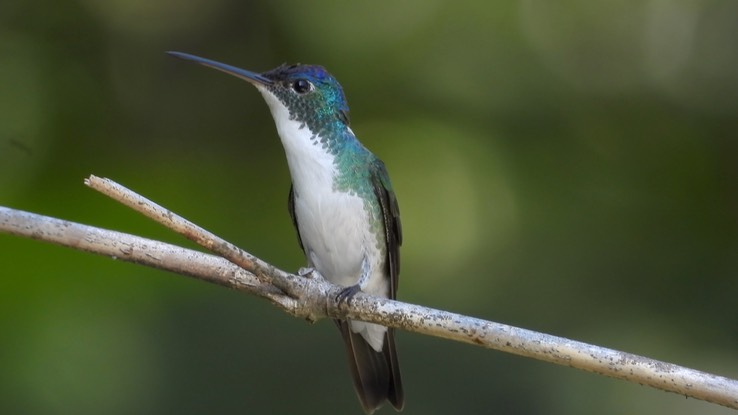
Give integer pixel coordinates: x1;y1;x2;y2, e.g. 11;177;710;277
336;284;361;306
297;267;323;280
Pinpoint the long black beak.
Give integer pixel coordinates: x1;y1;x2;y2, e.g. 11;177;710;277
166;51;273;86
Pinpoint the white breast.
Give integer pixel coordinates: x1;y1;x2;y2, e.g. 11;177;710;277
258;87;390;350
257;87;386;293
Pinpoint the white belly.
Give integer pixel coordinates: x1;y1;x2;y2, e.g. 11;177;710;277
261;90;390;350
292;186;383;292
293;181;390;351
273;108;386;296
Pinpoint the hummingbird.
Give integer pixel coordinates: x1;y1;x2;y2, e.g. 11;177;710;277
168;51;404;413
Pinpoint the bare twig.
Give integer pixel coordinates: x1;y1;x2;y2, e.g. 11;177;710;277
0;176;736;410
84;176;289;292
0;205;289;305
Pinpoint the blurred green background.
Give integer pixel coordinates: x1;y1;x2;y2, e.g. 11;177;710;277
1;1;737;414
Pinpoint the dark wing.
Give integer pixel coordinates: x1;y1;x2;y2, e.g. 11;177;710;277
360;160;404;410
287;184;304;253
370;160;402;298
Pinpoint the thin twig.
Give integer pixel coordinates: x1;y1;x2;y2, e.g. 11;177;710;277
0;176;736;410
84;176;286;291
0;206;290;306
83;175;323;320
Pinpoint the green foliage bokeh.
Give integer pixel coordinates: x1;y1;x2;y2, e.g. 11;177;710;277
1;1;736;414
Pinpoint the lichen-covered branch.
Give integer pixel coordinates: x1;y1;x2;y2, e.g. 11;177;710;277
0;176;736;410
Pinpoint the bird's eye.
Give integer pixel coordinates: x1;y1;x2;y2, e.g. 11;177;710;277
292;79;312;94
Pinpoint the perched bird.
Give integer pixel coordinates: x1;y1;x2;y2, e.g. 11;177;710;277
168;51;403;413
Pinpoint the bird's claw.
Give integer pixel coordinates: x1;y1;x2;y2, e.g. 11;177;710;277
297;267;323;279
336;284;361;306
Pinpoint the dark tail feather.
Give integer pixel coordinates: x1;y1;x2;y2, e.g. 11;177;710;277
337;320;404;414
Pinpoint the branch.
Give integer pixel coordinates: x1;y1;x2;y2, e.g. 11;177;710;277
1;176;736;410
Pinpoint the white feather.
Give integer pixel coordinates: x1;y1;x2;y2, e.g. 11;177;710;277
257;87;388;351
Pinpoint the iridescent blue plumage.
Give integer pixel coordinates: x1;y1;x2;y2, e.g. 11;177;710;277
169;51;403;414
261;64;351;149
